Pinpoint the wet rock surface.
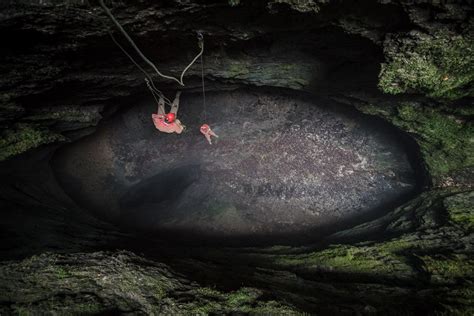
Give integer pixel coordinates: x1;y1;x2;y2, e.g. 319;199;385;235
53;89;417;244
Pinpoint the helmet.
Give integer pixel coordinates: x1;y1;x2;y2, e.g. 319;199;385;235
165;113;176;123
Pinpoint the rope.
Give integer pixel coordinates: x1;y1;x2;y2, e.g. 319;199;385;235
199;33;207;121
99;0;203;87
89;8;173;106
109;31;173;106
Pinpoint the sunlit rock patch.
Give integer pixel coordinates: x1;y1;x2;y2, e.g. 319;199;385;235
53;88;418;244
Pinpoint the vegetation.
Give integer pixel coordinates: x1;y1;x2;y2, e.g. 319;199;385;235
0;124;64;161
395;102;473;179
379;31;474;100
354;101;474;183
444;191;474;232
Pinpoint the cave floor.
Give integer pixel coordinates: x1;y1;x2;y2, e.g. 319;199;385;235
52;88;417;244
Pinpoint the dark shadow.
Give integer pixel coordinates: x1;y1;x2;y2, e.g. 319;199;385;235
119;165;202;232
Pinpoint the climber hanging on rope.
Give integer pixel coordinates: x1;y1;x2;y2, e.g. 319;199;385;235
152;91;184;134
200;124;218;145
99;0;219;143
195;32;219;145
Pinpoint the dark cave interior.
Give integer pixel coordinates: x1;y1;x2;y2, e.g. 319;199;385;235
0;0;472;315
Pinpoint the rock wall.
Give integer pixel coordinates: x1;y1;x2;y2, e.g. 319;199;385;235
0;0;473;314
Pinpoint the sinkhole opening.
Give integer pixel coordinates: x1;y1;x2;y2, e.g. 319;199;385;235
52;87;424;246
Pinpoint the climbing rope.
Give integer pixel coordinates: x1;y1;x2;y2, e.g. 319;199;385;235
108;31;173;106
99;0;204;87
89;7;174;106
198;32;207;121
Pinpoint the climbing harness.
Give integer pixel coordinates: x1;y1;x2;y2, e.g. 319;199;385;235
152;92;184;134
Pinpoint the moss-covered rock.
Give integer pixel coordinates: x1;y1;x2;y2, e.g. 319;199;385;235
0;123;65;161
444;191;474;232
273;244;415;279
394;102;473;180
174;189;473;314
419;254;474;284
0;105;102;161
352;100;473;184
0;251;299;315
0;1;473;315
379;30;474;100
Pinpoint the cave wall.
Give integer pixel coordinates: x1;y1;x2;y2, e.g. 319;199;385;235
0;0;473;315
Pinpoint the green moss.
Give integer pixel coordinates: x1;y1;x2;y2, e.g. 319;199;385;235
0;123;65;161
194;287;224;299
419;254;474;284
274;244;412;276
355;101;473;180
444;191;474;231
1;252;299;315
395;103;473;178
187;287;300;315
379;31;474;100
55;267;70;279
227;287;260;307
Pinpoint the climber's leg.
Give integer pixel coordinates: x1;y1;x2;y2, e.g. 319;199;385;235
209;130;219;138
205;133;212;145
171;91;181;115
157;97;165;115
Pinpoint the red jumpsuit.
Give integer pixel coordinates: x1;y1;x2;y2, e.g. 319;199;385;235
152;91;183;134
200;124;218;144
